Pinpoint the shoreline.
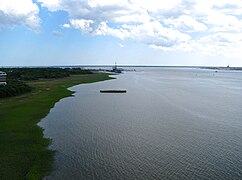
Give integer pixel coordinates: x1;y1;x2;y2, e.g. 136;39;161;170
0;73;113;179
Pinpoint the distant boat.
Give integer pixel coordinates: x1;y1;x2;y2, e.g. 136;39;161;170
111;62;122;73
100;90;127;93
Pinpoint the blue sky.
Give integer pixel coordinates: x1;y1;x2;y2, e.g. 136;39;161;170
0;0;242;66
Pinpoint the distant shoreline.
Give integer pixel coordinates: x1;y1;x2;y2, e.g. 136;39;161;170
1;65;242;71
200;67;242;71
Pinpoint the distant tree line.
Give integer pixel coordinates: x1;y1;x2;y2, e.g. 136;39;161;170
0;68;92;81
0;68;93;98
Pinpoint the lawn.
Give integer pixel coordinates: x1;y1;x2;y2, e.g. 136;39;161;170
0;73;113;180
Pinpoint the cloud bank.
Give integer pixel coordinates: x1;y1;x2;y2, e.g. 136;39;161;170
2;0;242;57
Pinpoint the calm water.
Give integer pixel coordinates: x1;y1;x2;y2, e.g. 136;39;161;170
39;68;242;179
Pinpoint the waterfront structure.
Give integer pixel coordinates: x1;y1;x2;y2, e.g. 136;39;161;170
0;71;7;85
100;89;127;93
111;62;122;73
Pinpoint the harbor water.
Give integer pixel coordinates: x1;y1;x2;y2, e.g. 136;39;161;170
39;68;242;179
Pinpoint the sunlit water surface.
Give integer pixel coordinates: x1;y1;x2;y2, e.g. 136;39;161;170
39;68;242;179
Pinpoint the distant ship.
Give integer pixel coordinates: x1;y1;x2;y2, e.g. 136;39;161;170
111;62;122;73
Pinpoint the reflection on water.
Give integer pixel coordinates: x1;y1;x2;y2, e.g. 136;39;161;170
39;68;242;179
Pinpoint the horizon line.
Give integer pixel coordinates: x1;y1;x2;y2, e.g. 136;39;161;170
1;65;241;68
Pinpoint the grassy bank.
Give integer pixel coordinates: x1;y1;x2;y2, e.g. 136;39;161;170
0;73;113;180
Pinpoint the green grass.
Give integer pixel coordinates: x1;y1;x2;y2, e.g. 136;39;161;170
0;73;113;180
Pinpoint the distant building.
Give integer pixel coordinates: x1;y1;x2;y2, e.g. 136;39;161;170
0;71;7;85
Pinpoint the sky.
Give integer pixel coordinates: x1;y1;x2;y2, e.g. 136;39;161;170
1;0;242;66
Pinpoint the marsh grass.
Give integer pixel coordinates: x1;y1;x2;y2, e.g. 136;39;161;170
0;73;113;179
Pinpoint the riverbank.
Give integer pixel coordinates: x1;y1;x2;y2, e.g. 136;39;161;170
0;73;113;179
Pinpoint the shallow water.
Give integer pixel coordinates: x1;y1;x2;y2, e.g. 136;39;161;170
39;68;242;179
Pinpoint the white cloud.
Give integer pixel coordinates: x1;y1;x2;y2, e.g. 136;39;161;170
165;15;207;32
38;0;150;23
119;43;124;48
70;19;94;33
187;32;242;57
70;19;129;39
205;13;242;32
122;21;191;48
130;0;182;12
63;23;70;28
94;22;130;39
3;0;242;59
37;0;242;56
69;19;190;48
37;0;61;11
0;0;40;29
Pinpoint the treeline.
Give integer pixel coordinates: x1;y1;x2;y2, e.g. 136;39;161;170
0;68;93;98
0;68;92;81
